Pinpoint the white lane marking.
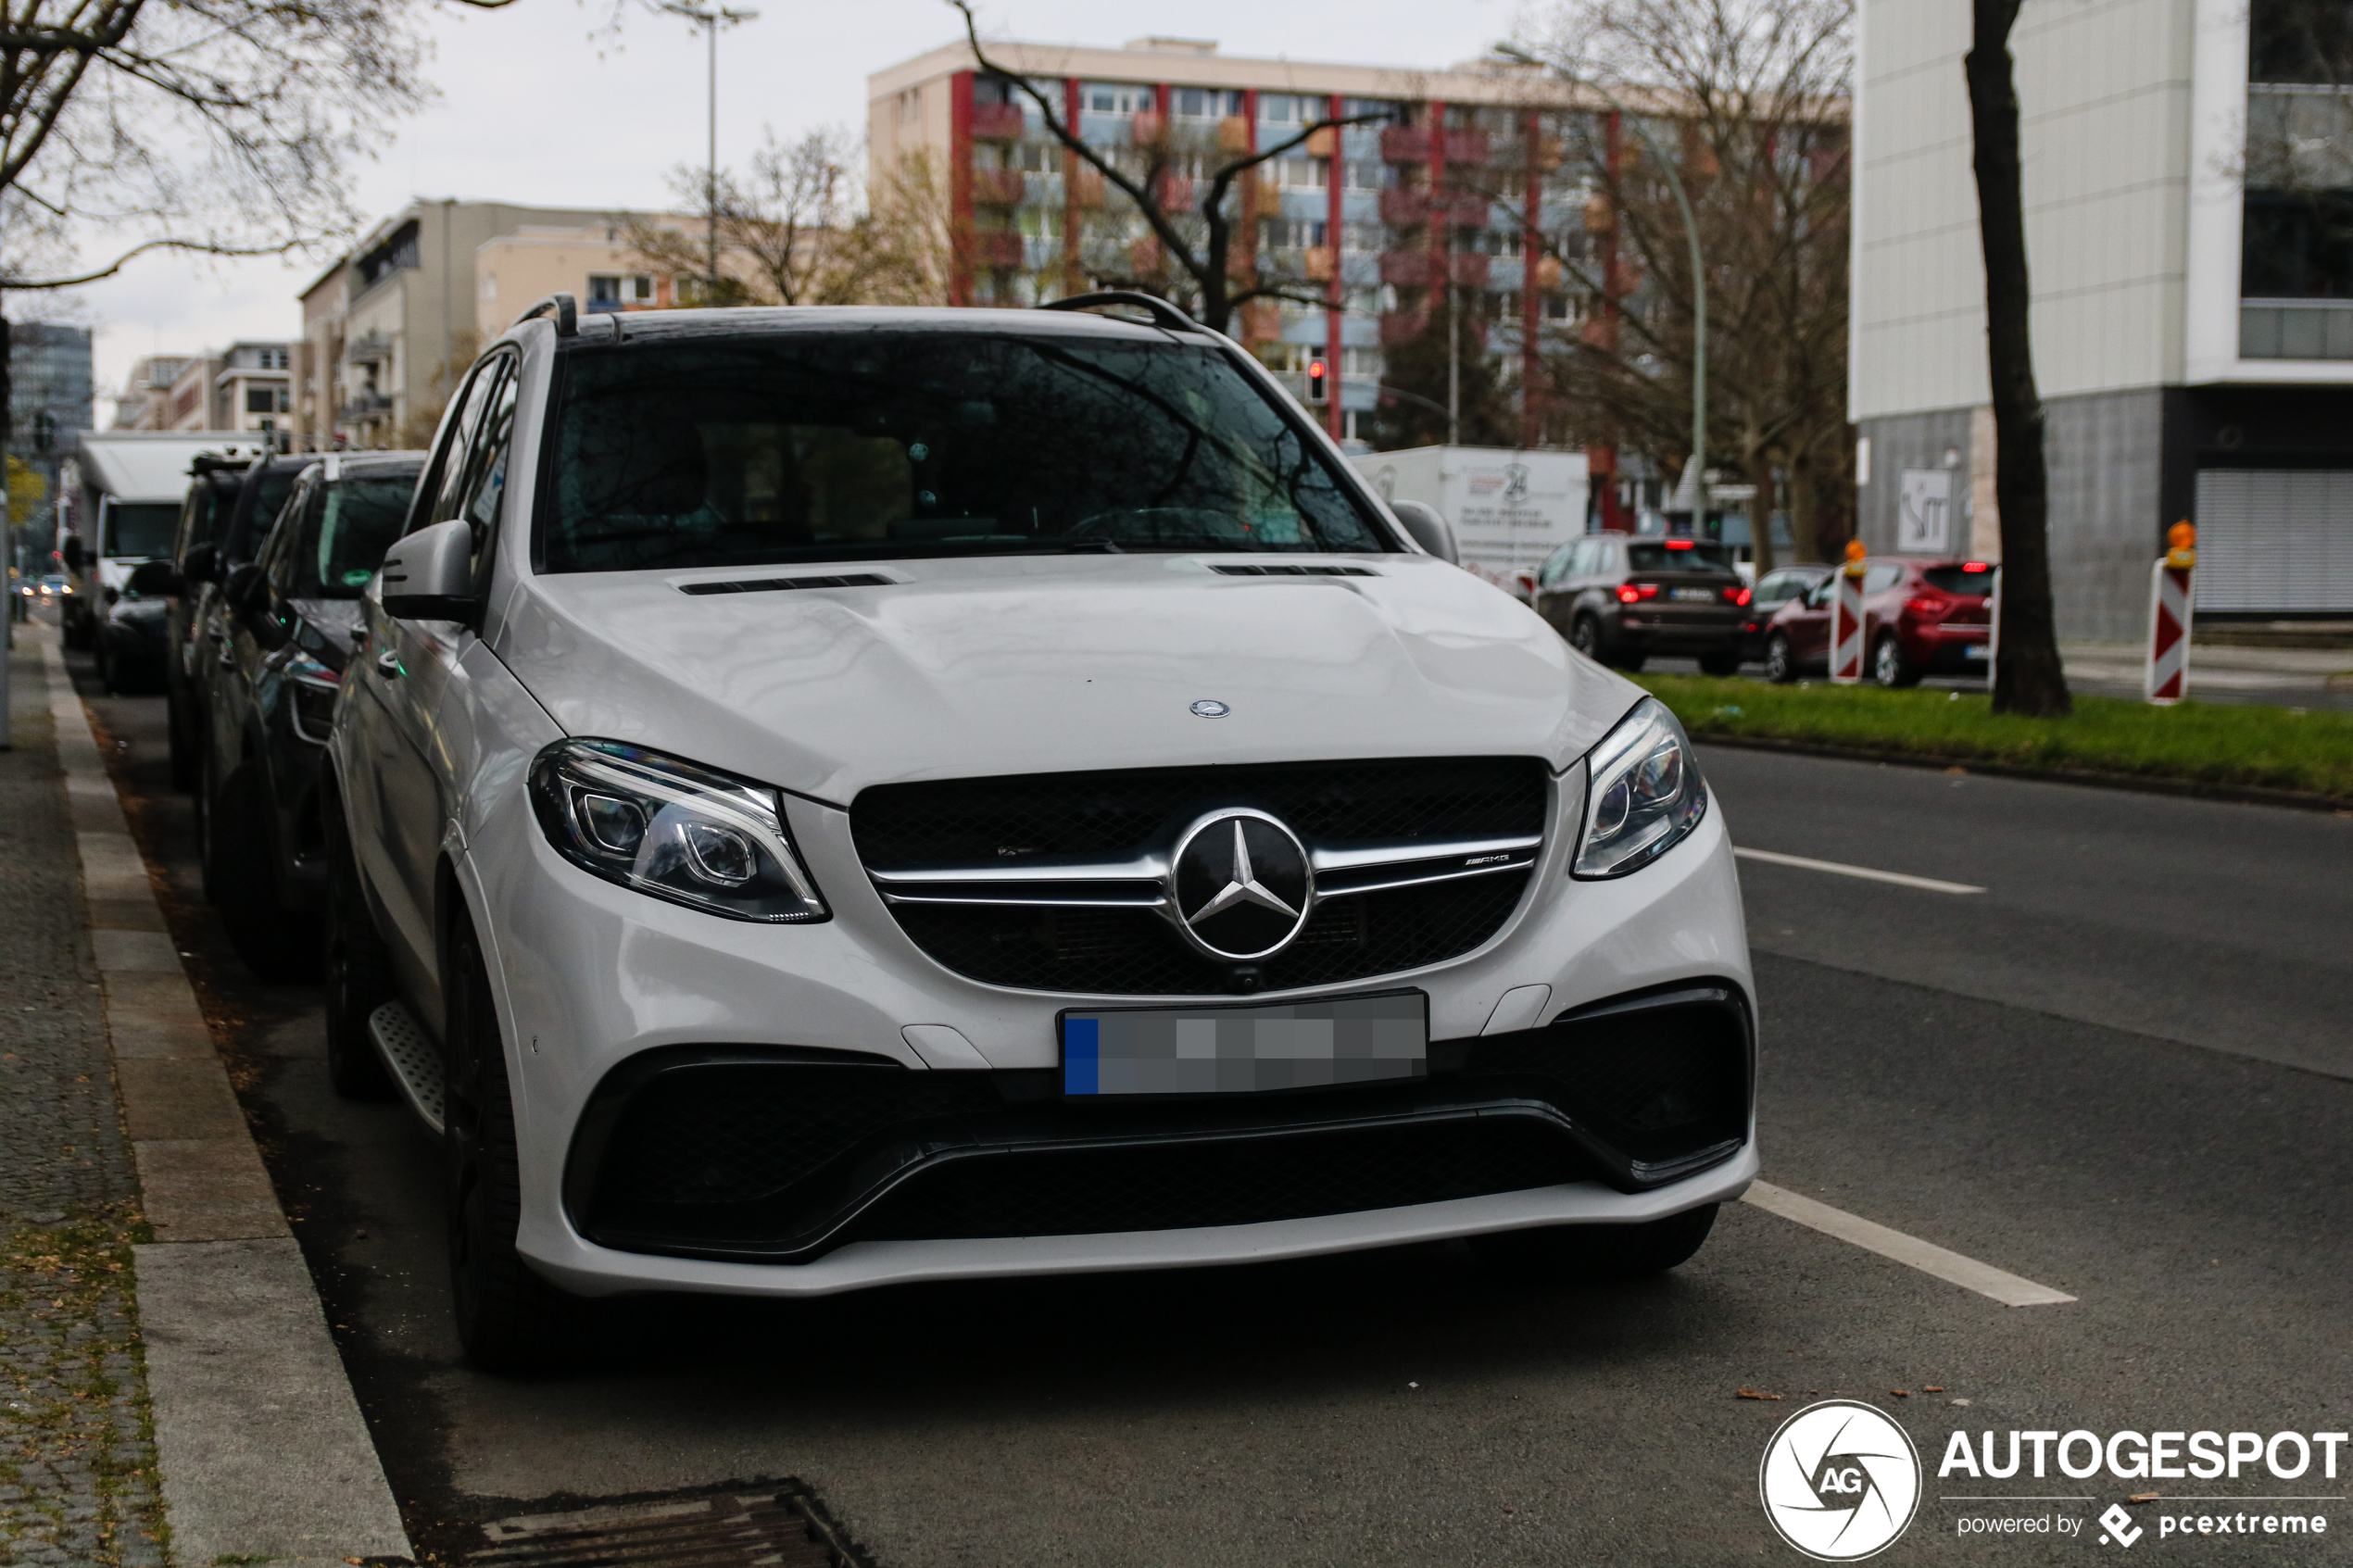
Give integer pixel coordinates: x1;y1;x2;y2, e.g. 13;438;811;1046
1733;847;1985;896
1743;1181;2076;1307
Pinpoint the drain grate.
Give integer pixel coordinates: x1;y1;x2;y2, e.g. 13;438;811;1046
459;1482;868;1568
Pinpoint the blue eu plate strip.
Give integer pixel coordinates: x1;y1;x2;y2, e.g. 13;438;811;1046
1063;1016;1100;1095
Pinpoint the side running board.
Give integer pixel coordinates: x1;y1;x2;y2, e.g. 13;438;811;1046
368;1000;447;1135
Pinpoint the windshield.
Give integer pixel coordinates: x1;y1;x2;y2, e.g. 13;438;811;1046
1626;542;1737;575
538;332;1395;572
1924;564;1999;596
103;502;180;560
297;470;423;597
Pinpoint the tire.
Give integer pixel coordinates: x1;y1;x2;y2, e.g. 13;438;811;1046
167;693;199;793
1567;614;1604;662
445;912;589;1374
1765;633;1797;684
1697;648;1743;677
207;761;321;983
322;789;397;1101
1872;632;1920;688
1472;1204;1719;1285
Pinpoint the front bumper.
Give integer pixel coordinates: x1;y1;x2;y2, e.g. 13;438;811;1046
473;764;1755;1298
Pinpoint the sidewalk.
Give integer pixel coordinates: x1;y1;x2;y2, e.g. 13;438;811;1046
2062;638;2353;697
2;615;411;1567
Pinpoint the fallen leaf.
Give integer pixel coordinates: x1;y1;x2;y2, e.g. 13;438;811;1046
2129;1493;2159;1504
1890;1389;1909;1398
1736;1389;1785;1400
1923;1385;1944;1393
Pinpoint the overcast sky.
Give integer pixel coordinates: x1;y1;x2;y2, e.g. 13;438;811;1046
65;0;1518;419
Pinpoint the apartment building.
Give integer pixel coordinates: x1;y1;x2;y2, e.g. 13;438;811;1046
1852;0;2353;633
866;37;1617;477
107;345;293;444
108;356;195;431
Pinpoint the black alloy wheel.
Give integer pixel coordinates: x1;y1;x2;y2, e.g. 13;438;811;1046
321;789;396;1101
445;911;590;1374
1568;614;1603;662
1764;633;1797;684
1471;1203;1719;1284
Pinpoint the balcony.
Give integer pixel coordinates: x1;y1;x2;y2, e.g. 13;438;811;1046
1441;130;1491;165
337;393;393;421
1131;109;1166;144
343;331;391;365
972;231;1026;269
971;169;1026;207
1380;126;1429;164
1217;116;1251;154
1379;189;1491;228
1452;252;1490;288
1304;246;1335;282
1380;251;1431;286
971;101;1024;141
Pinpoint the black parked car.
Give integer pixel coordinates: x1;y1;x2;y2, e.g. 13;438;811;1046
197;452;425;979
1530;533;1752;673
96;575;171;694
170;453;311;798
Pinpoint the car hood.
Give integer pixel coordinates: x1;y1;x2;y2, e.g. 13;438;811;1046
493;554;1645;801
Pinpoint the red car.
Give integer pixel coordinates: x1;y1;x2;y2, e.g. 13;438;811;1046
1761;558;1998;685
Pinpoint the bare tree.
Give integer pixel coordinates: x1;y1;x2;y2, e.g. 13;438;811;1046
950;0;1388;332
1967;1;2070;716
1511;0;1852;570
627;127;866;306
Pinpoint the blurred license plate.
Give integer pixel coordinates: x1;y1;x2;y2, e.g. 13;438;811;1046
1061;991;1428;1096
1965;644;1990;659
1669;587;1716;602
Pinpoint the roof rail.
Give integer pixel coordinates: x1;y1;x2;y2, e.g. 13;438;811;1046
515;292;579;336
1037;290;1202;333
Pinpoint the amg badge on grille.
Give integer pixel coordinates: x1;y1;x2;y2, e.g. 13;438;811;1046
1172;809;1314;960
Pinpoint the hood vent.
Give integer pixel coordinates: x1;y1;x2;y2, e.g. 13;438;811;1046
1208;562;1378;577
678;572;895;596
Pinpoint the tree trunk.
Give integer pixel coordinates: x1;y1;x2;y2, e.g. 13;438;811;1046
1743;425;1778;574
1788;443;1821;563
1966;1;2072;718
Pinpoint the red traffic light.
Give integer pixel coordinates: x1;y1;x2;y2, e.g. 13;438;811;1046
1306;356;1327;402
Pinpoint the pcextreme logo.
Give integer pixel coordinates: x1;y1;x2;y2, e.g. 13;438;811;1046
1760;1400;1924;1562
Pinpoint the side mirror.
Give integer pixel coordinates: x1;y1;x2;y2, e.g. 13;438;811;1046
380;518;477;621
182;544;222;585
1389;500;1458;566
127;560;182;598
225;561;287;648
61;537;85;571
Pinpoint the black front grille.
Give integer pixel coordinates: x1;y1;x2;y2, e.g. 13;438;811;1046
567;985;1751;1263
853;757;1547;869
849;1117;1584;1243
888;870;1530;994
854;758;1548;995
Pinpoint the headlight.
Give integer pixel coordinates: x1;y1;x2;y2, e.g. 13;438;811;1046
527;739;829;922
1572;697;1707;878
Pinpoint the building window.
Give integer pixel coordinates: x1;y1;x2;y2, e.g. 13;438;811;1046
1259;94;1312;125
1270;157;1327;189
1171;87;1242;119
1261;218;1327;251
1085;82;1151;115
899;88;921;125
586;274;624;308
1342;160;1390;193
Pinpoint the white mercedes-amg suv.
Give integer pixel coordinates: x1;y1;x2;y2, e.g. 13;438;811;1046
325;295;1755;1372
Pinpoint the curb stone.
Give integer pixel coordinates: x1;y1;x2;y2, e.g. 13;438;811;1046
39;627;414;1567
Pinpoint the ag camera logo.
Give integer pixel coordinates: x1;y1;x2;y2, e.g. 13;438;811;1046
1760;1399;1923;1561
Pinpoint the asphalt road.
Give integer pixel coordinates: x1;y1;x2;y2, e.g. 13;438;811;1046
68;658;2353;1567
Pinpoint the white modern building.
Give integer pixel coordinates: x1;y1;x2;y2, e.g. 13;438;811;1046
1852;0;2353;634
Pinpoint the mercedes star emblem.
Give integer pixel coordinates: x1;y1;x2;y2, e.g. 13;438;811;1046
1170;809;1314;960
1189;699;1230;718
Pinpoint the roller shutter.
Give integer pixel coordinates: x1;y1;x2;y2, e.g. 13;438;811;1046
2193;469;2353;612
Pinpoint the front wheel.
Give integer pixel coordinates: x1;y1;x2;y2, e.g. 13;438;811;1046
1567;614;1603;663
446;913;589;1375
1472;1204;1718;1284
1764;633;1797;684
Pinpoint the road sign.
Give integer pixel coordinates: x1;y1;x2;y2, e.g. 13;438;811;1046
1831;540;1868;684
2144;521;2196;706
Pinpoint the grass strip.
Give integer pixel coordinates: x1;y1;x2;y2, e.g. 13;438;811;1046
1634;674;2353;801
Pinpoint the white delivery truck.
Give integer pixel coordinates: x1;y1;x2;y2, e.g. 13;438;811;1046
1351;445;1589;598
57;432;264;647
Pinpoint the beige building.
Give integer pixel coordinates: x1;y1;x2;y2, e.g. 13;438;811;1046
113;345;293;441
109;356;195;430
474;219;721;336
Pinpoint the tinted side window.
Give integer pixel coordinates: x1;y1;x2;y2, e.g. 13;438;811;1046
1574;538;1608;576
1754;571;1804;604
1864;564;1904;594
422;358;508;530
260;475;314;593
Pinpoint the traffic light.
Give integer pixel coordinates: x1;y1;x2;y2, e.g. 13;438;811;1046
1305;354;1327;404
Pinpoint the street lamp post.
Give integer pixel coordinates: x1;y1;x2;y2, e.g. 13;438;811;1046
662;2;759;303
1494;44;1707;531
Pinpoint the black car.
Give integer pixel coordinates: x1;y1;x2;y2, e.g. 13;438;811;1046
170;453;311;798
197;452;425;978
96;578;171;694
1735;562;1835;665
1530;533;1752;673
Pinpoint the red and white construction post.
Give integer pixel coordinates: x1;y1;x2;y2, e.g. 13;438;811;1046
1830;539;1869;684
2144;520;2196;706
